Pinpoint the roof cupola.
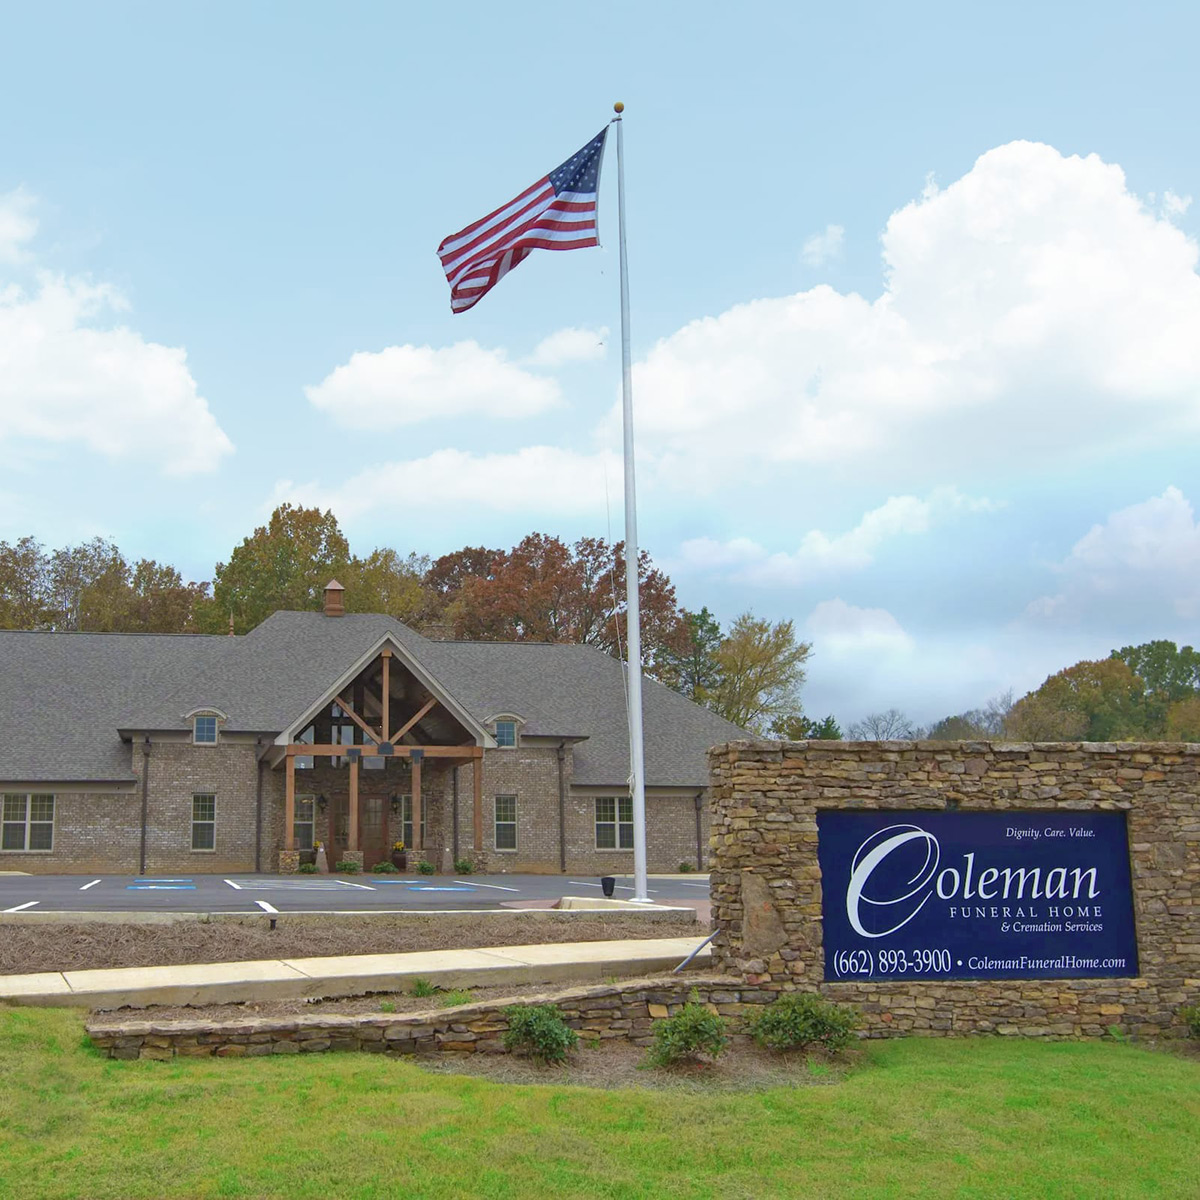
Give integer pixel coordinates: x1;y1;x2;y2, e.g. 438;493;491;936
323;579;346;617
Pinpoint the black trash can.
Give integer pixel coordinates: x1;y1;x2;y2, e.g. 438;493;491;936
600;876;616;897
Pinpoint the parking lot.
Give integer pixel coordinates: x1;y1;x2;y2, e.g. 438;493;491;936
0;872;711;915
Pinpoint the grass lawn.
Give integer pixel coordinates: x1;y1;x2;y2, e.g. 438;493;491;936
1;1007;1196;1200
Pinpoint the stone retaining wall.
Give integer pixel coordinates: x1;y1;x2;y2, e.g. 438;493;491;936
708;740;1200;1039
86;975;763;1060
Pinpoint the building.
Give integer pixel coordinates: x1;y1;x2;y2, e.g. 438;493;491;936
0;582;744;875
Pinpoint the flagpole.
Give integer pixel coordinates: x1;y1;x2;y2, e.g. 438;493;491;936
612;102;650;904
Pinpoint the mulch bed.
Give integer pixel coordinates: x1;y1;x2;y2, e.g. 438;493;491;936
419;1040;862;1092
0;913;702;977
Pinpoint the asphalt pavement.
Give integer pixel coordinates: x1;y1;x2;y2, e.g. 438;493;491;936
0;872;711;915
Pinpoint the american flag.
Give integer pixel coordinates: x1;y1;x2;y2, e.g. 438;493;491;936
438;128;608;313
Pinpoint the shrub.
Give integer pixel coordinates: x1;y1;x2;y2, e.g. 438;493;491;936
1181;1005;1200;1039
503;1003;579;1064
372;861;397;873
379;1000;396;1013
677;861;694;873
417;859;436;875
410;978;437;998
454;858;474;874
440;989;473;1008
645;993;727;1067
334;859;361;874
749;993;860;1054
297;862;318;874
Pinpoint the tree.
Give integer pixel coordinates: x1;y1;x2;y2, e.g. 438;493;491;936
1165;696;1200;742
441;533;688;673
200;504;351;634
1005;659;1150;742
922;691;1014;740
1111;641;1200;702
343;547;431;626
0;537;50;629
772;713;843;740
705;613;811;733
656;607;723;701
848;709;916;740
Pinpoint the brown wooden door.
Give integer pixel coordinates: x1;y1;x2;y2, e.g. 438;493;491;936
361;794;389;870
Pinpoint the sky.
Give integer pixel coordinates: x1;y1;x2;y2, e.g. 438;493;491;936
2;1;1199;728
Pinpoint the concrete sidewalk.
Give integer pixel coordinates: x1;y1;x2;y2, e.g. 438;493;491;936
0;935;710;1010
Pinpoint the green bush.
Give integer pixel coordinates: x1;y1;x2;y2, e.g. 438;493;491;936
372;861;397;873
503;1003;579;1064
297;862;318;874
749;993;860;1054
417;859;436;875
410;978;437;998
677;861;694;873
1181;1004;1200;1039
334;859;361;874
379;1000;396;1013
454;858;474;874
645;993;728;1066
440;989;473;1008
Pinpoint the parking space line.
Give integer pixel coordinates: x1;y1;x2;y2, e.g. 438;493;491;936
335;880;375;890
79;879;102;891
255;900;279;914
674;881;711;888
3;901;39;912
457;879;520;891
568;880;659;894
224;879;243;890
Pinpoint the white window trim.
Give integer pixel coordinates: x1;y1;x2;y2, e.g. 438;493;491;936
494;794;518;852
294;794;316;851
594;795;634;852
192;713;220;746
191;792;216;852
487;714;523;749
1;793;55;853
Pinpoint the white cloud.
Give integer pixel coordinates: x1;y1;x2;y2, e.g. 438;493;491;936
1025;486;1200;623
801;223;844;266
805;598;915;654
627;142;1200;491
525;325;609;367
1161;190;1191;220
678;487;998;583
0;270;233;475
0;188;37;264
272;445;621;521
305;341;561;429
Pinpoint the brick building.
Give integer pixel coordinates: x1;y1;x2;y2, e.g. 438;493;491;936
0;583;742;875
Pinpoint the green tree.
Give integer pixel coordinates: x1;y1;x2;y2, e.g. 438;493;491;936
200;504;351;634
0;537;50;629
706;613;811;733
657;607;723;701
772;713;842;739
1006;659;1150;741
1111;640;1200;701
343;547;431;625
1165;695;1200;741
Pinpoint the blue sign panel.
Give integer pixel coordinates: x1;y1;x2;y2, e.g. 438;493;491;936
817;811;1138;982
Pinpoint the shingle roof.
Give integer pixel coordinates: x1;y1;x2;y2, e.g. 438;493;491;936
0;612;745;788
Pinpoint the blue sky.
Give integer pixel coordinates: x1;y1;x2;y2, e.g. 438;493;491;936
2;1;1199;727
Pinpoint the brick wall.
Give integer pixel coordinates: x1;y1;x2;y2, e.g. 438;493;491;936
708;739;1200;1038
87;974;760;1059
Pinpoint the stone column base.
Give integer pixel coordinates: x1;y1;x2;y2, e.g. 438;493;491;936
338;850;364;873
278;849;300;874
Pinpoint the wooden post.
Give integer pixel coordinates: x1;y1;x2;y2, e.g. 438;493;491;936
473;749;483;852
381;649;391;743
285;755;296;850
412;754;422;852
348;757;359;850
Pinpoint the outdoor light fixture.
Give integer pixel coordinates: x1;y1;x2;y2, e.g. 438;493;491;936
316;794;328;813
389;794;402;815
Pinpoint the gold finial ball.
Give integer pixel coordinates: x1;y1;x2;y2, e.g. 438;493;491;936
613;101;625;114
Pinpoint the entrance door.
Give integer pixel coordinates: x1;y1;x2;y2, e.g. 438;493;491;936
361;794;390;870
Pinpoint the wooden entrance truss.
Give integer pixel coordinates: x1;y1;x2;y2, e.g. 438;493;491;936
280;646;485;858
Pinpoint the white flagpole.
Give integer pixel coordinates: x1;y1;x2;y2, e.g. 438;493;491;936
612;102;650;904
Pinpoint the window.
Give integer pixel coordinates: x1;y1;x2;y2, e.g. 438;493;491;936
295;725;314;771
294;794;315;851
332;723;355;768
396;794;426;849
494;720;516;748
595;796;633;850
494;794;517;851
193;714;218;744
192;793;216;851
1;793;54;852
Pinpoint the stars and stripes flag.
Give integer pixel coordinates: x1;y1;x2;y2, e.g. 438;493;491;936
438;128;609;313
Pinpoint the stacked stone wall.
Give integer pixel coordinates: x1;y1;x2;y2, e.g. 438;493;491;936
87;975;758;1059
708;739;1199;1039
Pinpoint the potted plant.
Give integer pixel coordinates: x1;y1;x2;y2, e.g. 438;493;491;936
390;840;408;870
